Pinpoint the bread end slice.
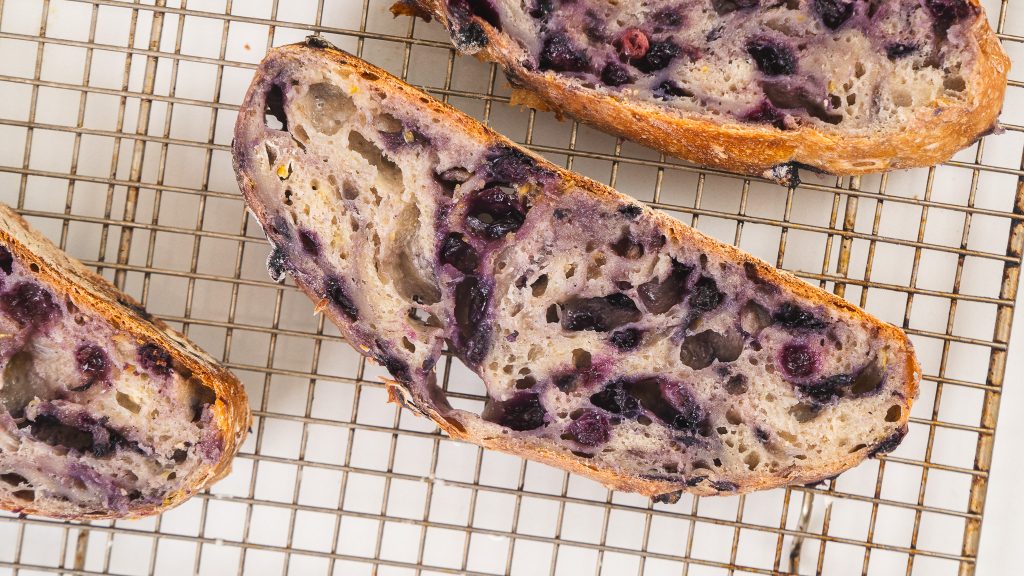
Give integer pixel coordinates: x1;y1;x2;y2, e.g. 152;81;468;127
234;40;919;497
0;205;250;518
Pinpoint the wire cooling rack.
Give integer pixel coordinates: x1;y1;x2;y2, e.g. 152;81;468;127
0;0;1021;574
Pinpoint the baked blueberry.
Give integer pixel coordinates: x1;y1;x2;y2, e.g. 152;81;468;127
539;32;590;72
746;38;796;76
1;281;60;327
780;343;818;378
138;343;173;377
812;0;855;30
485;392;547;430
440;233;480;274
561;293;642;332
564;410;610;446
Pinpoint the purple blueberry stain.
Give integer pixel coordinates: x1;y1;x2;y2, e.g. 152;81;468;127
925;0;977;30
774;303;825;330
689;276;723;313
601;62;633;86
73;344;110;391
886;43;918;59
440;232;480;274
484;392;547;431
0;246;12;275
634;41;682;73
780;343;818;378
539;32;590;72
653;80;694;101
651;6;685;30
798;373;854;404
560;293;641;332
746;38;796;76
454;275;493;365
464;187;526;240
298;228;320;256
138;343;173;377
812;0;855;29
868;426;908;457
325;276;359;321
743;99;788;129
1;282;60;328
564;410;610;446
610;328;642;351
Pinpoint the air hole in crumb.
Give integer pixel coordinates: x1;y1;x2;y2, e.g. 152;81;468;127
885;405;902;422
402;337;416;353
515;375;537;389
713;458;722;467
725;409;742;425
744;452;760;470
572;349;592;370
531;275;548;297
116;391;141;414
546;304;559;323
12;490;34;502
29;263;39;273
0;473;27;486
564;264;577;278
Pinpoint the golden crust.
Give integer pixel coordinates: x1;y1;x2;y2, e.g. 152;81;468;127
0;204;251;519
401;0;1009;177
237;42;920;498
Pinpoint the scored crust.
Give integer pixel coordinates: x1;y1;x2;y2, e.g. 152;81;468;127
0;205;250;518
233;41;920;498
395;0;1009;178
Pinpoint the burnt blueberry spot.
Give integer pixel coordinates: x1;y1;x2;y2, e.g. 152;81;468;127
75;344;109;385
925;0;976;30
325;277;359;321
746;38;796;76
484;392;546;431
564;410;610;446
653;80;694;101
447;0;502;30
529;0;553;19
138;343;173;377
711;480;739;492
590;380;641;418
886;43;918;59
614;28;649;61
454;276;492;365
440;233;479;274
638;260;692;315
601;62;633;86
689;276;723;313
298;229;320;256
743;100;787;129
652;7;685;29
539;33;590;72
618;204;642;219
455;22;488;48
0;246;12;275
560;293;641;332
711;0;759;15
634;41;682;73
465;187;526;240
798;373;854;404
610;328;642;351
774;303;825;330
780;344;818;378
267;246;288;282
1;282;60;327
377;350;412;382
868;426;908;457
812;0;854;29
624;377;706;433
653;490;683;504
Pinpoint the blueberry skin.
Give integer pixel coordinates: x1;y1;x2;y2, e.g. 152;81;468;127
325;277;359;321
138;343;173;377
564;410;610;446
539;33;590;72
1;281;60;327
601;62;633;87
75;344;110;382
633;41;682;74
746;38;797;76
773;303;825;330
487;392;547;431
812;0;855;30
440;233;480;274
610;328;642;351
266;246;288;282
780;343;818;378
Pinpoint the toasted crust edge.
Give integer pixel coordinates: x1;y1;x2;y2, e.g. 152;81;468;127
0;204;251;519
235;41;921;497
397;0;1009;177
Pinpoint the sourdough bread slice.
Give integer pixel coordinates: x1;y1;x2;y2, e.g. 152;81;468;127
233;41;919;498
0;204;250;518
393;0;1008;179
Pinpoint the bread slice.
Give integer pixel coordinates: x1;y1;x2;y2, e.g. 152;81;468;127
232;40;919;498
0;204;250;518
392;0;1008;179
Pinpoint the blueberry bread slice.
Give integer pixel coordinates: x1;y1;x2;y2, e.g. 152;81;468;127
0;204;250;518
233;42;919;497
392;0;1008;179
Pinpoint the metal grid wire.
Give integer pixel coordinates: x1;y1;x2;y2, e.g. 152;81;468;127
0;0;1021;574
